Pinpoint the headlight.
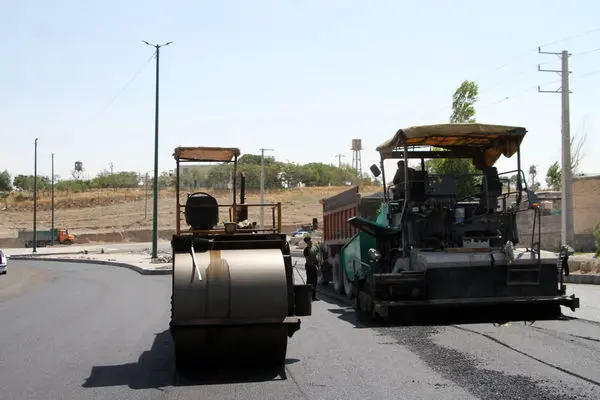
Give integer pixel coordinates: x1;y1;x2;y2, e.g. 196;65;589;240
368;248;382;262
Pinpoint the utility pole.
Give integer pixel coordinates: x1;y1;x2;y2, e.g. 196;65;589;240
33;138;38;253
538;47;574;246
144;172;149;219
51;153;55;246
109;162;114;175
143;40;173;260
335;153;345;168
259;148;274;229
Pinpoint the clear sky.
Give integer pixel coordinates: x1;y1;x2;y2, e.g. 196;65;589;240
2;0;599;185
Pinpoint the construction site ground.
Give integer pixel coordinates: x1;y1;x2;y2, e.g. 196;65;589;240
0;185;380;247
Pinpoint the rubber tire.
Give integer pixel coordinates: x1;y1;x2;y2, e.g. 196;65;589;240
173;325;288;371
343;267;355;299
333;255;344;294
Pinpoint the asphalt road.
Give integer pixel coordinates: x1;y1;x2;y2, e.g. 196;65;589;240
0;261;599;400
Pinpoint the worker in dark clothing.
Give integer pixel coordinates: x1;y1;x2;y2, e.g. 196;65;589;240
303;236;321;301
392;160;416;198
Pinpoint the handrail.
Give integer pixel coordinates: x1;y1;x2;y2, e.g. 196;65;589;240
175;201;283;235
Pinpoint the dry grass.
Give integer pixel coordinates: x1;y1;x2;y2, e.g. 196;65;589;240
0;185;381;237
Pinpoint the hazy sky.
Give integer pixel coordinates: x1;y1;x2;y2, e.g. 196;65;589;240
2;0;599;184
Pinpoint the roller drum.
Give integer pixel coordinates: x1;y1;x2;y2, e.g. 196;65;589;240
171;248;290;368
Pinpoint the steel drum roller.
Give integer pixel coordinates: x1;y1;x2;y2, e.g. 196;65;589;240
171;248;291;367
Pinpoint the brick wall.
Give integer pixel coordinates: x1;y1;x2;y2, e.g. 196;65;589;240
573;176;600;234
515;175;600;251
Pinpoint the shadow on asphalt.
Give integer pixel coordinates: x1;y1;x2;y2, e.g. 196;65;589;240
82;330;299;389
316;285;572;328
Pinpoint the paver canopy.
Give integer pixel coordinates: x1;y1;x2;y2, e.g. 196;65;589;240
173;147;241;162
376;123;527;169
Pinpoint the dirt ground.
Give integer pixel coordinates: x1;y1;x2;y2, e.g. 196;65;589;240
0;185;381;238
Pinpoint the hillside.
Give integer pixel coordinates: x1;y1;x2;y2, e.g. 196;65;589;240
0;185;381;238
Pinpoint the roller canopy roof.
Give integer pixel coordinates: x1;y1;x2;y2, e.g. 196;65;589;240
173;146;241;162
376;123;527;169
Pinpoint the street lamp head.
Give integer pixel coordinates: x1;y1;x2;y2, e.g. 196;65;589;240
142;40;173;48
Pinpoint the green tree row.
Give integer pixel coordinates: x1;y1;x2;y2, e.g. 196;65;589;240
0;158;378;194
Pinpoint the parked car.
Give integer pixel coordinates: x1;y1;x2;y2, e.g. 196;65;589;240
0;249;7;275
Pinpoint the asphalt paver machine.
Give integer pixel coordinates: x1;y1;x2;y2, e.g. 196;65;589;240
341;123;580;323
169;146;312;370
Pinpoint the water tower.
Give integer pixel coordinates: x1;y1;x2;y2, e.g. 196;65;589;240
351;139;362;174
73;161;84;180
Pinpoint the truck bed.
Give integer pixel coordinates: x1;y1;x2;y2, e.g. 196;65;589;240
322;186;383;245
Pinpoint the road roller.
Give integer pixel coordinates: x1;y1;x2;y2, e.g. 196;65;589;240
169;146;312;370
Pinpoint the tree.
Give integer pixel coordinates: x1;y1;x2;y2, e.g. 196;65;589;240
426;80;480;198
12;174;50;191
571;118;589;174
528;165;537;188
450;80;479;124
0;170;11;192
544;119;590;191
545;161;561;190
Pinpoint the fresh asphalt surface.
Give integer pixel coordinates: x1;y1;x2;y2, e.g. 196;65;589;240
1;260;599;400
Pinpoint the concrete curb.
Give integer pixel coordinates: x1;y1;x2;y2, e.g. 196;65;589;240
8;251;99;257
8;255;172;276
564;274;600;285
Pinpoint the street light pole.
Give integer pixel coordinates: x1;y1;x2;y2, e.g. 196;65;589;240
259;148;274;229
33;138;38;253
143;40;173;260
51;152;55;246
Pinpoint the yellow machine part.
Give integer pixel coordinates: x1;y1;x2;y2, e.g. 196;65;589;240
171;248;291;368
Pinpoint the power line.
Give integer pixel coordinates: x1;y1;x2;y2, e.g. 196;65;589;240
410;27;600;121
75;53;156;131
572;46;600;57
475;27;600;82
574;69;600;79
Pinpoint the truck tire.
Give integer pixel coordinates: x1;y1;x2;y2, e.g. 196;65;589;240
343;267;355;299
332;254;344;294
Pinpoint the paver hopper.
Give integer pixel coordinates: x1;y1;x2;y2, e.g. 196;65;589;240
169;146;312;370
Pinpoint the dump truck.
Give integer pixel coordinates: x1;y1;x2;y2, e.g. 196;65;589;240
322;123;580;323
169;146;312;370
19;228;75;247
320;186;383;294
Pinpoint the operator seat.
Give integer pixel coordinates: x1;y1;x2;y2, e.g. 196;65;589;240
479;167;502;212
185;192;220;230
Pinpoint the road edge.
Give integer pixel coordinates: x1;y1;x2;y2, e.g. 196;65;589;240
8;255;171;276
8;252;600;284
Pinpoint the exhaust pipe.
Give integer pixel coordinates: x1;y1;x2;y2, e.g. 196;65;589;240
237;172;248;222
